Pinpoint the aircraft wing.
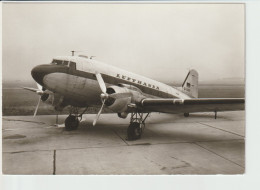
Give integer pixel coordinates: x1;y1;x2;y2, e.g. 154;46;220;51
139;98;245;114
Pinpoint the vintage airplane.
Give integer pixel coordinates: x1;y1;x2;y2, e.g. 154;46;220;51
24;53;245;140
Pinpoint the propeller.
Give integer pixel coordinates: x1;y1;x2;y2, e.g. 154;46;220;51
34;96;41;117
23;83;45;117
93;99;105;126
33;83;45;117
95;73;107;94
92;73;131;126
92;73;108;126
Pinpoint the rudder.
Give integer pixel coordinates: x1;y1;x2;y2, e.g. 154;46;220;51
182;69;199;98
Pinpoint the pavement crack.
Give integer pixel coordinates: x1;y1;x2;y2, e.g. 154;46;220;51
170;156;191;169
3;139;245;154
53;150;56;175
2;145;129;154
112;129;129;146
2;118;46;125
10;151;28;154
144;156;162;167
198;122;244;138
194;142;244;169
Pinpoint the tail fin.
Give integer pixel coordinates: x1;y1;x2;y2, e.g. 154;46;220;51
182;69;199;98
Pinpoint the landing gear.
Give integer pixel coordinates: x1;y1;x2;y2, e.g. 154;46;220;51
65;115;79;131
127;112;150;141
64;107;88;131
184;113;190;117
127;122;143;140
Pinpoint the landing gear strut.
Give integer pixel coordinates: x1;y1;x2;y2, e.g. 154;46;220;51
127;112;150;141
65;107;88;131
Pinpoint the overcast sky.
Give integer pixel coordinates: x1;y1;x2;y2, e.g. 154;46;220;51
2;3;244;83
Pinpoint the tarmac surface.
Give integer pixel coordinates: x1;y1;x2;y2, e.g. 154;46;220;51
2;111;245;175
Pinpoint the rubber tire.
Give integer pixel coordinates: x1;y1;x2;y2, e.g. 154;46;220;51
184;113;190;117
65;115;79;131
127;122;142;140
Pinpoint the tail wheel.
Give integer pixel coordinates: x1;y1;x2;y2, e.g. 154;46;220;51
65;115;79;131
127;122;143;140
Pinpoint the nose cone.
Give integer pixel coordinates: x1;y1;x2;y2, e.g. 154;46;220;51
31;65;52;86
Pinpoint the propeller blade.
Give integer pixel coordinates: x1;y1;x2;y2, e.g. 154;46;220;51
23;87;39;93
33;96;41;117
93;100;105;126
36;83;43;91
109;92;131;99
95;73;107;94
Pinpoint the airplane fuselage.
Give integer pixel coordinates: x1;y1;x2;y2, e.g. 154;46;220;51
31;56;191;108
29;55;244;138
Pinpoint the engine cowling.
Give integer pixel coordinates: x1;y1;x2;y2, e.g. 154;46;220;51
117;112;129;119
105;85;145;113
40;93;66;111
40;93;52;104
105;86;131;113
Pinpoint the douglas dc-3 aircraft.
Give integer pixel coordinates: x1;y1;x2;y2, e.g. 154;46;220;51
24;53;245;140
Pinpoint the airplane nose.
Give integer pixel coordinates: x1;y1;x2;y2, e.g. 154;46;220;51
31;65;52;86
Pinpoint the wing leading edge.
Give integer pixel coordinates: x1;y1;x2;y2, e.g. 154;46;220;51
139;98;245;114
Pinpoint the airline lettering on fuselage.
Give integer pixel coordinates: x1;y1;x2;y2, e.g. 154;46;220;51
116;74;159;90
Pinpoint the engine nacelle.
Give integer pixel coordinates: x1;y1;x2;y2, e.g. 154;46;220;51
41;93;66;111
105;85;146;113
105;86;131;113
118;112;129;119
41;93;52;104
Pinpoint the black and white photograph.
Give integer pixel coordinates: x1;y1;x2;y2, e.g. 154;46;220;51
2;2;245;176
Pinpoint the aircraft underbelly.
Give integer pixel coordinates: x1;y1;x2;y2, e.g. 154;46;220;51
43;73;101;106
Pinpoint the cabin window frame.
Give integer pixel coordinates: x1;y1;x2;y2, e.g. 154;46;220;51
63;60;69;66
69;61;77;71
51;59;63;65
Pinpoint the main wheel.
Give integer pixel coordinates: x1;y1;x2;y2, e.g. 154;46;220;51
184;113;190;117
127;122;143;140
65;115;79;131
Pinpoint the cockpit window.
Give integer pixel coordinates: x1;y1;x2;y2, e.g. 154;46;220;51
51;59;63;65
63;61;69;66
51;59;71;67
